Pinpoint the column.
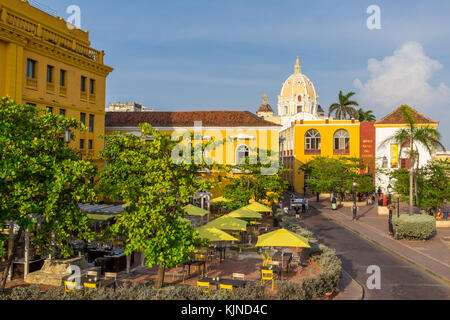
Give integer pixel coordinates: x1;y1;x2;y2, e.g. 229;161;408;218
24;229;30;280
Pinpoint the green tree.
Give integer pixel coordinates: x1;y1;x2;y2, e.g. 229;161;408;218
98;123;215;288
0;97;96;290
378;105;445;215
303;156;373;202
390;160;450;213
357;108;376;122
328;91;359;120
222;148;288;211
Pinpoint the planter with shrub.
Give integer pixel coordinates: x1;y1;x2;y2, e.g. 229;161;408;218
392;214;436;240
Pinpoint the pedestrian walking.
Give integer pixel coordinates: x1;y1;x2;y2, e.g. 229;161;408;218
294;204;300;219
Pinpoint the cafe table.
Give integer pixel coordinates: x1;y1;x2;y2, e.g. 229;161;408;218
199;277;246;290
183;260;206;277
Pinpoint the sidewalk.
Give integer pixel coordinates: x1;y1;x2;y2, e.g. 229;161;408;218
310;198;450;284
333;269;364;300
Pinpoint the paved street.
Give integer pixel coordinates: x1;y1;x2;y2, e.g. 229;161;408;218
298;205;450;300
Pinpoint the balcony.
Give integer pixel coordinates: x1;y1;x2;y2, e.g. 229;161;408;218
46;82;54;94
305;149;321;155
0;8;104;64
333;149;350;155
25;77;37;89
80;91;87;101
59;86;67;97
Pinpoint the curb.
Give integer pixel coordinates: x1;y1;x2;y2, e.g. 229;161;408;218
319;208;450;286
334;269;365;300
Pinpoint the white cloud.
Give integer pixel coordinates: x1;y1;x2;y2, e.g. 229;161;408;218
354;41;450;111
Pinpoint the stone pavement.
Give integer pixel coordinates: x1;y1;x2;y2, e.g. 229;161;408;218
309;197;450;284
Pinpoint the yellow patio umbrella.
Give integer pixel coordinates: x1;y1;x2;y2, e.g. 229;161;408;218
205;215;248;231
244;202;272;213
210;196;231;204
195;226;238;242
255;228;310;273
226;207;262;219
183;204;209;217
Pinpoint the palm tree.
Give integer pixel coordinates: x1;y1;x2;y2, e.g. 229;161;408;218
358;108;376;122
328;91;359;120
378;105;445;215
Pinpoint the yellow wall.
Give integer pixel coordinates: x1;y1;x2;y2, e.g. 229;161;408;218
281;120;361;193
106;126;280;197
0;0;113;165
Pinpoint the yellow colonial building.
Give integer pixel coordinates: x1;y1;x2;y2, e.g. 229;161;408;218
105;111;281;197
0;0;113;164
257;58;362;193
280;119;360;192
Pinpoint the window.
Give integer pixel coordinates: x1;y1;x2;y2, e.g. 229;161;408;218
89;114;94;132
333;129;350;154
305;129;321;154
88;139;93;150
47;106;53;114
79;139;85;149
46;65;54;83
89;79;95;94
80;112;86;125
59;109;66;116
81;76;87;92
297;105;303;113
60;70;66;87
26;59;36;78
236;145;249;164
284;106;288;115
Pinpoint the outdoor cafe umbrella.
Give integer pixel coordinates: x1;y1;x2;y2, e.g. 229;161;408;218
255;228;311;276
183;204;209;217
205;215;248;231
195;226;239;242
244;202;272;213
210;196;231;204
226;207;262;219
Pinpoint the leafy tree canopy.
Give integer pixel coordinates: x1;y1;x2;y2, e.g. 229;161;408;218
0;97;97;288
98;123;216;288
303;156;374;199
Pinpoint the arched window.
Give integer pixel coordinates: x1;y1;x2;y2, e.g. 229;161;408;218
334;129;350;154
236;144;249;164
305;129;321;155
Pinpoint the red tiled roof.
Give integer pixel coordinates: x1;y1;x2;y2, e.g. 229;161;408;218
376;105;438;125
105;111;281;128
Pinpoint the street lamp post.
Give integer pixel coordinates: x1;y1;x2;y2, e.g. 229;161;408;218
352;180;357;220
64;129;71;145
387;184;394;235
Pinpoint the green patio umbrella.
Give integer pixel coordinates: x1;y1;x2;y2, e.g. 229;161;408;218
205;215;248;231
183;204;209;217
226;207;262;219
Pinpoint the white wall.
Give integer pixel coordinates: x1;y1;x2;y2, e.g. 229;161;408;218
375;126;434;192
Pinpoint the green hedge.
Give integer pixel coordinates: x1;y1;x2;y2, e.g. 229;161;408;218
392;214;436;240
0;281;269;301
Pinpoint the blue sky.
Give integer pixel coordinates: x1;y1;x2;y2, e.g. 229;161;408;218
40;0;450;146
